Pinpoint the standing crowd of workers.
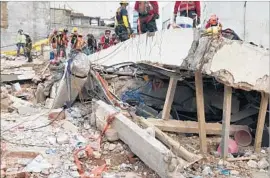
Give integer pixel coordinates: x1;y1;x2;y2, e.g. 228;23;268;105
16;1;224;62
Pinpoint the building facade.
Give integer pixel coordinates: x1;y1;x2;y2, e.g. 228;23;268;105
0;2;114;51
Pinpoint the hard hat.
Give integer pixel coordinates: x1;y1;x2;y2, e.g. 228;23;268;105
120;0;129;5
72;27;78;33
18;29;23;33
59;28;63;32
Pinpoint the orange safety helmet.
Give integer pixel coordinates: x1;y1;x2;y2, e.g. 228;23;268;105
209;14;219;26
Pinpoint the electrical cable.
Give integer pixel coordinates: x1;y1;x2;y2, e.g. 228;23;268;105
1;107;65;148
22;107;65;131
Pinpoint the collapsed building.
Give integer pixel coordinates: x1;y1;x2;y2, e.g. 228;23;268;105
45;28;269;177
1;2;269;177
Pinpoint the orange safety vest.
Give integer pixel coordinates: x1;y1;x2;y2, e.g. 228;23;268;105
75;37;85;50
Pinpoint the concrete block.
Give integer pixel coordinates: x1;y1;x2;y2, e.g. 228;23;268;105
94;100;180;178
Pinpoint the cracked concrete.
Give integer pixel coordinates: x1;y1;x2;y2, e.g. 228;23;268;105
90;29;269;94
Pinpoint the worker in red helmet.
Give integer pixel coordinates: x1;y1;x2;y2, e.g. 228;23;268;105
99;30;112;50
173;1;201;27
134;1;159;34
205;14;222;29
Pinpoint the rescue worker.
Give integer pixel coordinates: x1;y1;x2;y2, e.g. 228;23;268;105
134;1;159;34
110;33;119;45
86;34;97;54
173;1;201;27
24;32;32;62
16;29;26;57
74;33;86;52
205;14;222;34
48;29;58;60
115;0;132;42
205;14;222;29
70;27;79;50
49;29;58;50
100;30;112;50
63;28;69;52
56;28;66;58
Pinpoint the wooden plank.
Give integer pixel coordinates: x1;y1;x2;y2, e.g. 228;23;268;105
130;114;202;163
146;119;250;136
162;77;178;120
194;71;207;154
254;92;269;153
221;85;232;159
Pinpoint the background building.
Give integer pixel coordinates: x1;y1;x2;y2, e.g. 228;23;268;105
0;2;114;51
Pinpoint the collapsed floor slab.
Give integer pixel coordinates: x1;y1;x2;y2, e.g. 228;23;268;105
90;29;269;94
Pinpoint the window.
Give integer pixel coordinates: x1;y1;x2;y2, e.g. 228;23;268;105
1;2;8;29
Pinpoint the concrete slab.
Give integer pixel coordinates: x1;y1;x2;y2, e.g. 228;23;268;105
91;29;269;94
89;28;194;67
204;40;269;93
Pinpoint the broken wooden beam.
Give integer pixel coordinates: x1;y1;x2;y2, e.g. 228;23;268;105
194;71;207;154
93;100;182;178
162;77;178;120
221;85;232;159
130;113;202;163
146;119;250;136
254;92;269;153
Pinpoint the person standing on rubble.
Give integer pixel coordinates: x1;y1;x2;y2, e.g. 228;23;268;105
115;0;133;42
173;1;201;27
110;33;119;45
205;14;222;29
56;28;66;59
24;32;32;62
100;30;112;50
204;14;223;35
70;27;79;51
86;34;97;54
49;29;58;60
74;33;86;53
63;28;69;57
134;1;159;34
16;29;26;57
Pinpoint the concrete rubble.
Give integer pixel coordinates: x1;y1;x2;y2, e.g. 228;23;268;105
1;28;269;178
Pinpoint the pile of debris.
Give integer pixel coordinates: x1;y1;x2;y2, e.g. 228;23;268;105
1;27;269;178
